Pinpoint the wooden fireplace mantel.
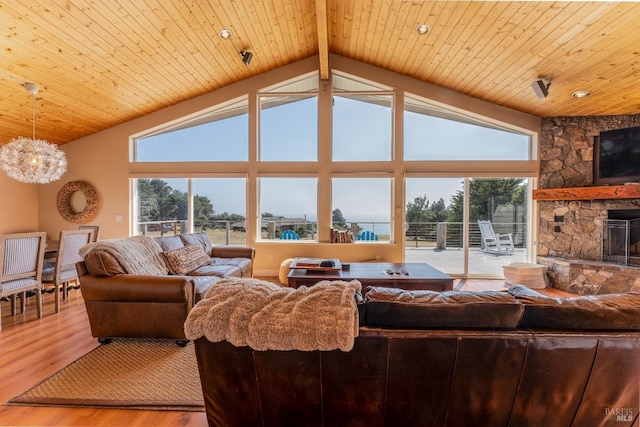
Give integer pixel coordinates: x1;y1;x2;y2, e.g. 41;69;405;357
533;185;640;201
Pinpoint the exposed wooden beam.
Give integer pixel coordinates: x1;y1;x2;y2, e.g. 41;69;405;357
315;0;330;80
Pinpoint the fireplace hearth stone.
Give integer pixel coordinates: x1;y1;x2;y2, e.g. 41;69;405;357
538;256;640;295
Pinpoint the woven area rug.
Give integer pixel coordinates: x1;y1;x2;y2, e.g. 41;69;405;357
8;339;204;411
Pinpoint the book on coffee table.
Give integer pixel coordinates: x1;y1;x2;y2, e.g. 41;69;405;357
289;257;341;271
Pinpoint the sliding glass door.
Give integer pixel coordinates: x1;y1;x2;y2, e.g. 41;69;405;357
406;177;531;278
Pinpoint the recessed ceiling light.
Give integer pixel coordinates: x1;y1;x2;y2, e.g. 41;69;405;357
416;24;430;35
218;28;232;40
572;90;591;99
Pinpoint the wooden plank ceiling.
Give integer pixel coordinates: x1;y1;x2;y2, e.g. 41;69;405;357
1;1;639;145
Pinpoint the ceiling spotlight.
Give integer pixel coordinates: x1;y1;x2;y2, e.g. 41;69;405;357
218;28;232;40
531;78;551;99
416;24;430;35
572;90;591;99
240;50;253;66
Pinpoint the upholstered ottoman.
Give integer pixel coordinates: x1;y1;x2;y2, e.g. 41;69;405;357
279;258;295;286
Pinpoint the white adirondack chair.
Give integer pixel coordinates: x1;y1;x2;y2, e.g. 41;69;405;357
477;220;515;255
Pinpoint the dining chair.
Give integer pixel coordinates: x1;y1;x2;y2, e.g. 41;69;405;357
78;225;100;242
42;229;94;313
0;232;47;332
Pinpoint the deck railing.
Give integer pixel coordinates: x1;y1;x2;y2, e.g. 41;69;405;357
136;219;526;248
405;221;526;248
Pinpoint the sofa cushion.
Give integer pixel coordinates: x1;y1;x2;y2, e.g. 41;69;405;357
191;276;222;301
155;235;185;252
364;287;523;329
508;285;640;330
181;233;213;255
83;250;127;276
190;264;242;278
211;257;253;277
163;245;212;275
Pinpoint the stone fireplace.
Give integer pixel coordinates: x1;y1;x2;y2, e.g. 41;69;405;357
537;199;640;295
537;115;640;295
602;209;640;266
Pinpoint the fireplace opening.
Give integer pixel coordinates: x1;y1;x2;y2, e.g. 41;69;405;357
602;210;640;266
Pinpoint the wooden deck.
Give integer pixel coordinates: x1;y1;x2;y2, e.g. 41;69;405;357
405;247;528;277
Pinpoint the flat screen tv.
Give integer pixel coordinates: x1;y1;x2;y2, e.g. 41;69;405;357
593;126;640;185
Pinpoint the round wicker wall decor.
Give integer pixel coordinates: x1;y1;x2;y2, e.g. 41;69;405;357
56;180;99;224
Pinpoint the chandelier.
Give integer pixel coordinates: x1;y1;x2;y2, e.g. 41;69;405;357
0;79;67;184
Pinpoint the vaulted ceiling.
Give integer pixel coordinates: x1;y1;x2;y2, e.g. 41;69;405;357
1;1;640;145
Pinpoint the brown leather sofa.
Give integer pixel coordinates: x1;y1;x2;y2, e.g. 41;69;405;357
77;233;254;342
192;285;640;426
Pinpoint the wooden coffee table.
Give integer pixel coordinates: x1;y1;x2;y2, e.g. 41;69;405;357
287;262;454;291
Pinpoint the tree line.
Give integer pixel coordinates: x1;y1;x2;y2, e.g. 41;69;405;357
406;178;526;225
138;177;526;230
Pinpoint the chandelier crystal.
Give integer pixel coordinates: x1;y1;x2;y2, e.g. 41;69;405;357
0;80;67;184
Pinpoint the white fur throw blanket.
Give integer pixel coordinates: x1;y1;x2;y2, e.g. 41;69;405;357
79;236;169;276
184;277;361;352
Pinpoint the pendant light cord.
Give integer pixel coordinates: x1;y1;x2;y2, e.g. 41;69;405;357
32;93;36;140
1;71;40;141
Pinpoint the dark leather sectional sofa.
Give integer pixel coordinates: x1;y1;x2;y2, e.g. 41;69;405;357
193;285;640;427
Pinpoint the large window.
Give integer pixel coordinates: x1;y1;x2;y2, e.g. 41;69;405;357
192;178;247;245
332;72;393;162
131;66;537;277
405;178;465;274
135;98;248;162
259;96;318;161
467;178;529;276
405;177;530;276
259;73;319;162
134;177;247;245
332;177;392;242
332;95;393;161
404;95;530;161
136;178;188;235
258;177;318;241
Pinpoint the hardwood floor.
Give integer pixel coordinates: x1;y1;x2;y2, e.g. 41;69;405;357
0;279;572;426
0;290;207;426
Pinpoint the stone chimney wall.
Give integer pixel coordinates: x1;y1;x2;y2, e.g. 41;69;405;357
539;114;640;259
538;115;640;294
540;115;640;189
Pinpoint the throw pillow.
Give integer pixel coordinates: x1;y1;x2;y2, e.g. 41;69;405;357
180;233;213;255
83;250;127;276
163;245;211;275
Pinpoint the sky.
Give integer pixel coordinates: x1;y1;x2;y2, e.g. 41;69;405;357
138;95;529;224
